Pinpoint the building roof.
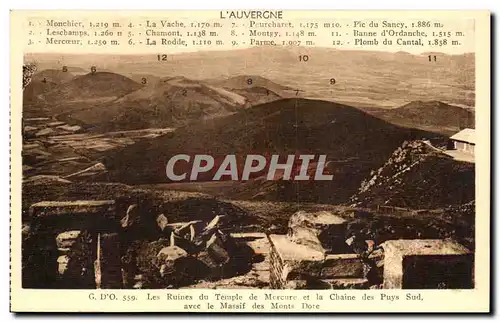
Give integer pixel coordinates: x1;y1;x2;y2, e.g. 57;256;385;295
450;128;475;144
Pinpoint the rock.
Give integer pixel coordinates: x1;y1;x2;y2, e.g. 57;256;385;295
133;281;144;289
369;284;383;289
206;232;230;265
156;246;189;278
288;211;347;253
381;239;473;289
345;236;355;247
56;230;81;249
121;204;138;229
168;220;203;233
30;200;115;219
61;230;96;288
193;215;221;247
346;235;370;254
325;278;370;289
156;246;196;286
156;214;169;232
169;232;175;247
189;225;195;242
365;240;375;253
288;226;324;253
205;215;220;231
269;234;325;289
368;247;384;268
197;231;232;275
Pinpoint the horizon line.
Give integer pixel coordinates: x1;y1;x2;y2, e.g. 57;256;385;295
23;45;476;58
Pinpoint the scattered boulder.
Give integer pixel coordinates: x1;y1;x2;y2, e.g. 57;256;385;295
206;232;231;265
287;211;347;254
157;246;189;276
193;215;221;247
120;204;138;229
133;281;145;289
156;245;198;286
156;214;169;232
56;230;81;249
57;255;69;275
197;230;238;279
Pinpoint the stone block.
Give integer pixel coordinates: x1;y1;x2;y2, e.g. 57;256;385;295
156;214;169;232
381;239;473;289
30;200;116;218
156;245;191;284
55;230;81;249
287;210;347;253
98;233;122;289
268;234;325;288
198;232;232;271
57;255;69;275
29;200;116;232
120;204;138;229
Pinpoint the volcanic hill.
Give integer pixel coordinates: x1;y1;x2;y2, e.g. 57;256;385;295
102;98;439;204
369;100;475;135
23;69;75;104
212;75;294;95
350;140;475;209
86;76;250;131
42;71;143;103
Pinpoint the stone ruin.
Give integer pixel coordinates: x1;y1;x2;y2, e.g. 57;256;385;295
24;200;121;288
23;200;474;290
23;200;242;289
269;210;474;289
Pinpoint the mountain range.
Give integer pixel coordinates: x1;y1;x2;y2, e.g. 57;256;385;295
25;47;475;109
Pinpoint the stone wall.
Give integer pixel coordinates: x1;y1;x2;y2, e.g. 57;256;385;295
269;211;474;290
23;200;122;289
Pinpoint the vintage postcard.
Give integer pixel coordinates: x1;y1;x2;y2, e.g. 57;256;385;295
10;10;490;312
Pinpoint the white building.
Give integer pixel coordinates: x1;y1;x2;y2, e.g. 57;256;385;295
450;128;475;154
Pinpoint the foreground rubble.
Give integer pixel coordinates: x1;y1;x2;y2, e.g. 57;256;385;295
22;199;474;290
